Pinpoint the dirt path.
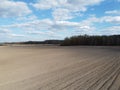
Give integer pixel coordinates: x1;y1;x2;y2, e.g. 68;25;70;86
0;46;120;90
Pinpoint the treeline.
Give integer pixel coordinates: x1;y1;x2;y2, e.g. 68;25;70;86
0;44;3;46
21;40;63;45
61;35;120;46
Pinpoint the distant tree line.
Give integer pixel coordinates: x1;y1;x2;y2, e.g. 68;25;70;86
21;40;63;45
0;44;3;46
61;35;120;46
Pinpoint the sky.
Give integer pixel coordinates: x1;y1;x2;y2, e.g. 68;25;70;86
0;0;120;42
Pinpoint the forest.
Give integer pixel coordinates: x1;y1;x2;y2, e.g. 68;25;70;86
61;35;120;46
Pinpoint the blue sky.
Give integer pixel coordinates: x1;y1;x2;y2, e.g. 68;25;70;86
0;0;120;42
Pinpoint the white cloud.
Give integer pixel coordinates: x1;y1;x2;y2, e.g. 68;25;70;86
81;15;120;24
66;0;103;11
0;29;10;36
9;34;25;37
2;19;53;29
101;16;120;24
0;0;31;18
55;21;79;27
107;26;120;32
1;19;54;33
1;14;120;40
32;0;104;20
32;0;59;10
27;30;60;37
52;8;73;20
1;18;95;37
105;10;120;15
2;15;120;34
33;0;104;11
101;26;120;35
0;27;25;38
27;31;45;35
16;15;38;22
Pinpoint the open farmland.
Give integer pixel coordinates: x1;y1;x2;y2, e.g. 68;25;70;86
0;45;120;90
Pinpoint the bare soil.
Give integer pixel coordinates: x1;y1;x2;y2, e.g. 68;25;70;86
0;45;120;90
